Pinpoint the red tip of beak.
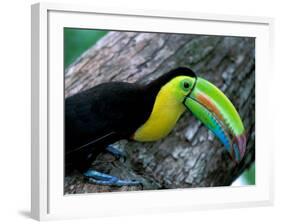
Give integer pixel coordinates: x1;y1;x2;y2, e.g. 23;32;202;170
233;134;247;161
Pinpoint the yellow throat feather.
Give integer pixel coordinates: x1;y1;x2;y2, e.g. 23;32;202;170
133;77;187;142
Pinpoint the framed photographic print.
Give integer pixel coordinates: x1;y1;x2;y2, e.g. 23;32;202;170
31;2;274;221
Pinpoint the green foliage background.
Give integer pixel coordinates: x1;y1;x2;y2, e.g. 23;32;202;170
64;28;255;185
64;28;108;68
243;162;255;185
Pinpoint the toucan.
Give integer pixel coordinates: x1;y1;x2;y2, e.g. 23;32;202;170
65;67;246;186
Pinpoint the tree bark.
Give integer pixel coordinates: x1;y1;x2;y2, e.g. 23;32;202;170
64;31;255;194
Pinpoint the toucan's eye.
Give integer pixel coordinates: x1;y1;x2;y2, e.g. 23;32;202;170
183;82;190;89
180;79;193;92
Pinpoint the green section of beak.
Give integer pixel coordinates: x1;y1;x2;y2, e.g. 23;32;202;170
184;77;246;162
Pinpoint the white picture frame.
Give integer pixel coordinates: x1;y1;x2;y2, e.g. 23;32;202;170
31;2;274;221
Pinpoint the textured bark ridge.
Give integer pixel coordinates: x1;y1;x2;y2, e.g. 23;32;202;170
64;31;255;194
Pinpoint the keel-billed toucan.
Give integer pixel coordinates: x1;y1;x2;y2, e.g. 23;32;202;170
65;67;246;186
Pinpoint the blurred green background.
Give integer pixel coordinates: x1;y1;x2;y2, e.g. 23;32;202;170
64;28;255;185
64;28;108;68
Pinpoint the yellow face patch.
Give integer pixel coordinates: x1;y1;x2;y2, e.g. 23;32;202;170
133;76;191;142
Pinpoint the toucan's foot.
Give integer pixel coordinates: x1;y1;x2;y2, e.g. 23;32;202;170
106;145;126;162
84;170;141;187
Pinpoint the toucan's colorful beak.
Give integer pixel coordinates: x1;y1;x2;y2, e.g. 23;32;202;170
184;77;246;162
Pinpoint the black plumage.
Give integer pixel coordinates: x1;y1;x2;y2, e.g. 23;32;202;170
65;67;196;174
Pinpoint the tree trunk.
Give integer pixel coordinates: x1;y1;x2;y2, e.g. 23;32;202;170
64;31;255;194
